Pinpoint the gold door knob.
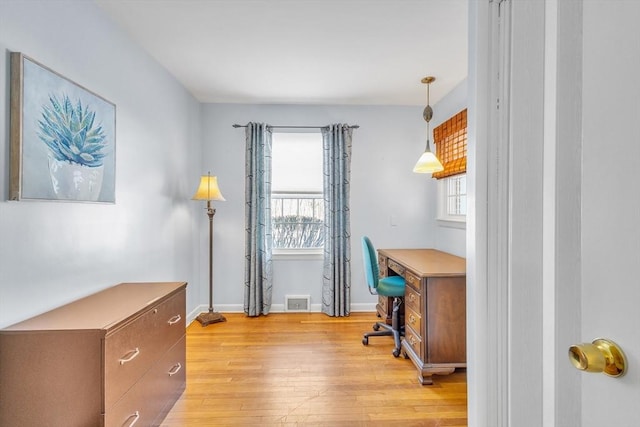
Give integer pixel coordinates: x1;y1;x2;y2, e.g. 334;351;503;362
568;338;627;377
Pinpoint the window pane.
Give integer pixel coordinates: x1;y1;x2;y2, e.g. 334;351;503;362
314;198;324;219
281;198;298;217
459;175;467;193
272;194;324;249
272;198;283;217
446;175;467;216
272;133;323;193
299;199;315;217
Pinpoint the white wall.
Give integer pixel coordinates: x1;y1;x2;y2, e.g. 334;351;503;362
0;1;467;324
201;103;442;311
0;1;203;327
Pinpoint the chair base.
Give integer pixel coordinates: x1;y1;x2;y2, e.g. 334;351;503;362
362;296;404;357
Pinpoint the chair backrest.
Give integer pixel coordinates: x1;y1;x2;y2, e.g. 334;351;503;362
361;236;379;293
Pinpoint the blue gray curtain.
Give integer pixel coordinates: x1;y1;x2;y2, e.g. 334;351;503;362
244;123;273;316
321;124;353;316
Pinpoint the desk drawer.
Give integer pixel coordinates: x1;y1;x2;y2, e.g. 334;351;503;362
405;306;423;337
104;290;185;409
388;259;405;276
377;295;388;314
405;270;421;291
405;285;421;314
404;327;423;360
378;255;387;277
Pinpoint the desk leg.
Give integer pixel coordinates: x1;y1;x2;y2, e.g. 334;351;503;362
402;340;458;385
417;367;456;385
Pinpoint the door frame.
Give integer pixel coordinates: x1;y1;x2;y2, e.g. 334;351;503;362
467;0;582;425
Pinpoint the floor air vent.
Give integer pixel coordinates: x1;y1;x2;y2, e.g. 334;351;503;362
285;295;310;312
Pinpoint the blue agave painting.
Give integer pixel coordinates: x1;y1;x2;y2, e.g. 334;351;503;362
37;94;107;167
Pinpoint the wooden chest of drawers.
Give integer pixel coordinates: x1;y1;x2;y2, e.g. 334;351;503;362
0;282;187;427
378;249;466;385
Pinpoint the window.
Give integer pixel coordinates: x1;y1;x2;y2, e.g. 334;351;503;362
433;109;467;228
438;174;467;227
271;132;323;252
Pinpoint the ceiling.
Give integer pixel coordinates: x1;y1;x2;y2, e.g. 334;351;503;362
95;0;468;106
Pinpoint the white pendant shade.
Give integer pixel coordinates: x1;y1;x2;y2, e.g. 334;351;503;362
412;150;444;174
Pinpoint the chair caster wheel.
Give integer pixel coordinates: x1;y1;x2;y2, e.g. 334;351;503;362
362;337;369;345
373;323;380;331
392;348;401;357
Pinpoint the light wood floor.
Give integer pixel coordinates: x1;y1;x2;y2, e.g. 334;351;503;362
161;312;467;426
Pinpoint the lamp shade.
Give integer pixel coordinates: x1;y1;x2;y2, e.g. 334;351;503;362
412;151;444;174
192;175;226;201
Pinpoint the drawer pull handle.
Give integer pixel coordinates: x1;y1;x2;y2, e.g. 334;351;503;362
409;336;418;346
409;314;416;325
123;411;140;427
168;363;182;377
167;314;182;325
409;293;417;303
119;348;140;365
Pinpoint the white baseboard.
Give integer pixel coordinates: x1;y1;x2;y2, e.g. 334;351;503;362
187;302;377;324
349;303;377;312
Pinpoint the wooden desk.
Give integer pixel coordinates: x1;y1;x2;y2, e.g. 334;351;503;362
378;249;466;385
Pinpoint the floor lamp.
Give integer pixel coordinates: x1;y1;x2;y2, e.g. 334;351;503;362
192;173;226;326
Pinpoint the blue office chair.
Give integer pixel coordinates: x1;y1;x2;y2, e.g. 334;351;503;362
361;236;406;357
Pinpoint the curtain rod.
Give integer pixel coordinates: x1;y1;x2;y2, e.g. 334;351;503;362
232;124;359;129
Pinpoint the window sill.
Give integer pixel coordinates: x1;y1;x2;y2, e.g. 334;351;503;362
273;249;324;260
437;218;466;230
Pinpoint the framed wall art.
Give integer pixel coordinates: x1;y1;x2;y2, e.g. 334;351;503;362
9;52;116;203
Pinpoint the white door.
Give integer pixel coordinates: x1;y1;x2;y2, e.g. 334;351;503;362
468;0;640;426
579;1;640;425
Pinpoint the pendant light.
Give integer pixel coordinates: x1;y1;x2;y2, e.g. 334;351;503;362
413;76;444;173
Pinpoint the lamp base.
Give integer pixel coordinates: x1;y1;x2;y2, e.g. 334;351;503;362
196;311;226;326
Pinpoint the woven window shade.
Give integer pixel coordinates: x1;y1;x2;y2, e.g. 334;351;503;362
432;109;467;180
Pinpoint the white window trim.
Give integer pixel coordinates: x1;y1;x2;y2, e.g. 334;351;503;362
273;248;324;260
437;175;467;229
437;217;467;229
